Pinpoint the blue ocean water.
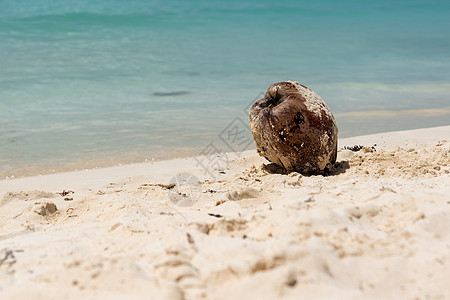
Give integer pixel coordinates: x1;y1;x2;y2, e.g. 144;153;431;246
1;0;449;177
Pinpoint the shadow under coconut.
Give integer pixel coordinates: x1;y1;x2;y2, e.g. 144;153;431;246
261;160;350;177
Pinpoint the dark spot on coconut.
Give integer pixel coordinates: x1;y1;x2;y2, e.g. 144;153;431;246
267;94;284;107
293;112;305;126
289;112;305;134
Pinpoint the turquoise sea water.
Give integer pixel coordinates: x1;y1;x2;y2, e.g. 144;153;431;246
1;0;449;177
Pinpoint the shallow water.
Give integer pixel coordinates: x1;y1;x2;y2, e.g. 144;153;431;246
1;0;449;178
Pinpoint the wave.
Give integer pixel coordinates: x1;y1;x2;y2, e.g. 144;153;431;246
0;3;363;30
335;107;450;118
321;82;450;93
0;12;177;31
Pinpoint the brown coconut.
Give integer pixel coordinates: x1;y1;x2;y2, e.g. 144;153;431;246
249;81;338;174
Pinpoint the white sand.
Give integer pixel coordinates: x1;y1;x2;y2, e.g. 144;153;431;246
0;126;449;299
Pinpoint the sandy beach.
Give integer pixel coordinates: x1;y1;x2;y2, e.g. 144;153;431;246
0;125;449;299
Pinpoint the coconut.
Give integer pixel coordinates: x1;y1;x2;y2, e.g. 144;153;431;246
249;81;338;174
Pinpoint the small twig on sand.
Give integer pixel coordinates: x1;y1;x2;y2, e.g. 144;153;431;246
57;190;74;197
208;213;223;218
140;183;175;190
0;249;23;267
186;233;195;245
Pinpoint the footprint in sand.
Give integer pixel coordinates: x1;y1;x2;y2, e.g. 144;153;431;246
226;187;260;201
0;190;56;207
33;202;58;216
0;190;58;205
153;249;205;298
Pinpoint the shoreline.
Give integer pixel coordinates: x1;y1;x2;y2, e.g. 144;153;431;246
2;124;449;182
0;146;203;181
0;125;449;299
